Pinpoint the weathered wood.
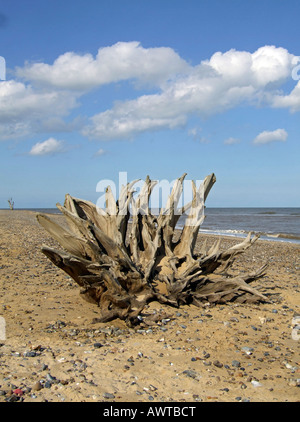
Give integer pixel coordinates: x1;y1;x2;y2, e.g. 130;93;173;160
37;173;270;325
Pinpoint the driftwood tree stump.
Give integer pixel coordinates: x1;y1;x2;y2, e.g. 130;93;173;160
37;173;268;325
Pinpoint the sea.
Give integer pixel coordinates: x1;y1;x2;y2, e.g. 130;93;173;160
15;206;300;245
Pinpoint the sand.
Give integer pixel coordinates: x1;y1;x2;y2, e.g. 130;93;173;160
0;210;299;403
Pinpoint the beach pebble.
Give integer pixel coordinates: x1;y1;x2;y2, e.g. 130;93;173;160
93;343;103;349
6;394;20;402
183;369;198;379
232;360;241;368
46;373;57;383
103;392;115;399
12;388;24;396
24;351;37;357
241;347;254;355
288;378;300;387
230;317;239;323
37;363;48;371
213;360;223;368
251;380;262;387
32;381;43;391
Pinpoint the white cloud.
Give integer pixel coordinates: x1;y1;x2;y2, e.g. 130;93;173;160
253;129;288;145
29;138;65;155
224;137;240;145
0;80;79;140
17;41;189;90
271;80;300;111
82;45;299;140
1;43;300;142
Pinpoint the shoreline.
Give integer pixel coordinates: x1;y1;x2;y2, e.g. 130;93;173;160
0;210;299;402
1;209;300;245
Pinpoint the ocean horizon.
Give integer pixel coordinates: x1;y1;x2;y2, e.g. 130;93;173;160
3;206;299;245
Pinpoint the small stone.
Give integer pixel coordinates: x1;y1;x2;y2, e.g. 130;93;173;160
6;395;19;402
232;360;241;368
213;360;223;368
288;378;300;387
32;381;43;391
183;369;198;379
230;317;239;322
24;351;37;357
251;380;262;387
12;388;23;396
103;392;115;399
241;347;254;355
46;373;57;383
40;363;48;371
93;343;103;348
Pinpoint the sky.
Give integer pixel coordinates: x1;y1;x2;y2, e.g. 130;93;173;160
0;0;299;208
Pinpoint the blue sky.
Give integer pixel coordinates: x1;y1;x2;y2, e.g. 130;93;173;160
0;0;299;208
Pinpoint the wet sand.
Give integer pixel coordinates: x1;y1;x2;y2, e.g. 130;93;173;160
0;210;299;402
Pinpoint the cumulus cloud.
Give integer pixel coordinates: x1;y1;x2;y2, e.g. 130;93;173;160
17;41;189;90
29;138;65;155
82;45;299;140
271;80;300;111
1;43;300;142
0;80;79;139
253;129;288;145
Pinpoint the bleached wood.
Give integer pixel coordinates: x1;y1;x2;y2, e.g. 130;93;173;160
37;172;270;325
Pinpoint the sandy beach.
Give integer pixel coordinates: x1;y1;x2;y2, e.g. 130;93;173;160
0;210;299;403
